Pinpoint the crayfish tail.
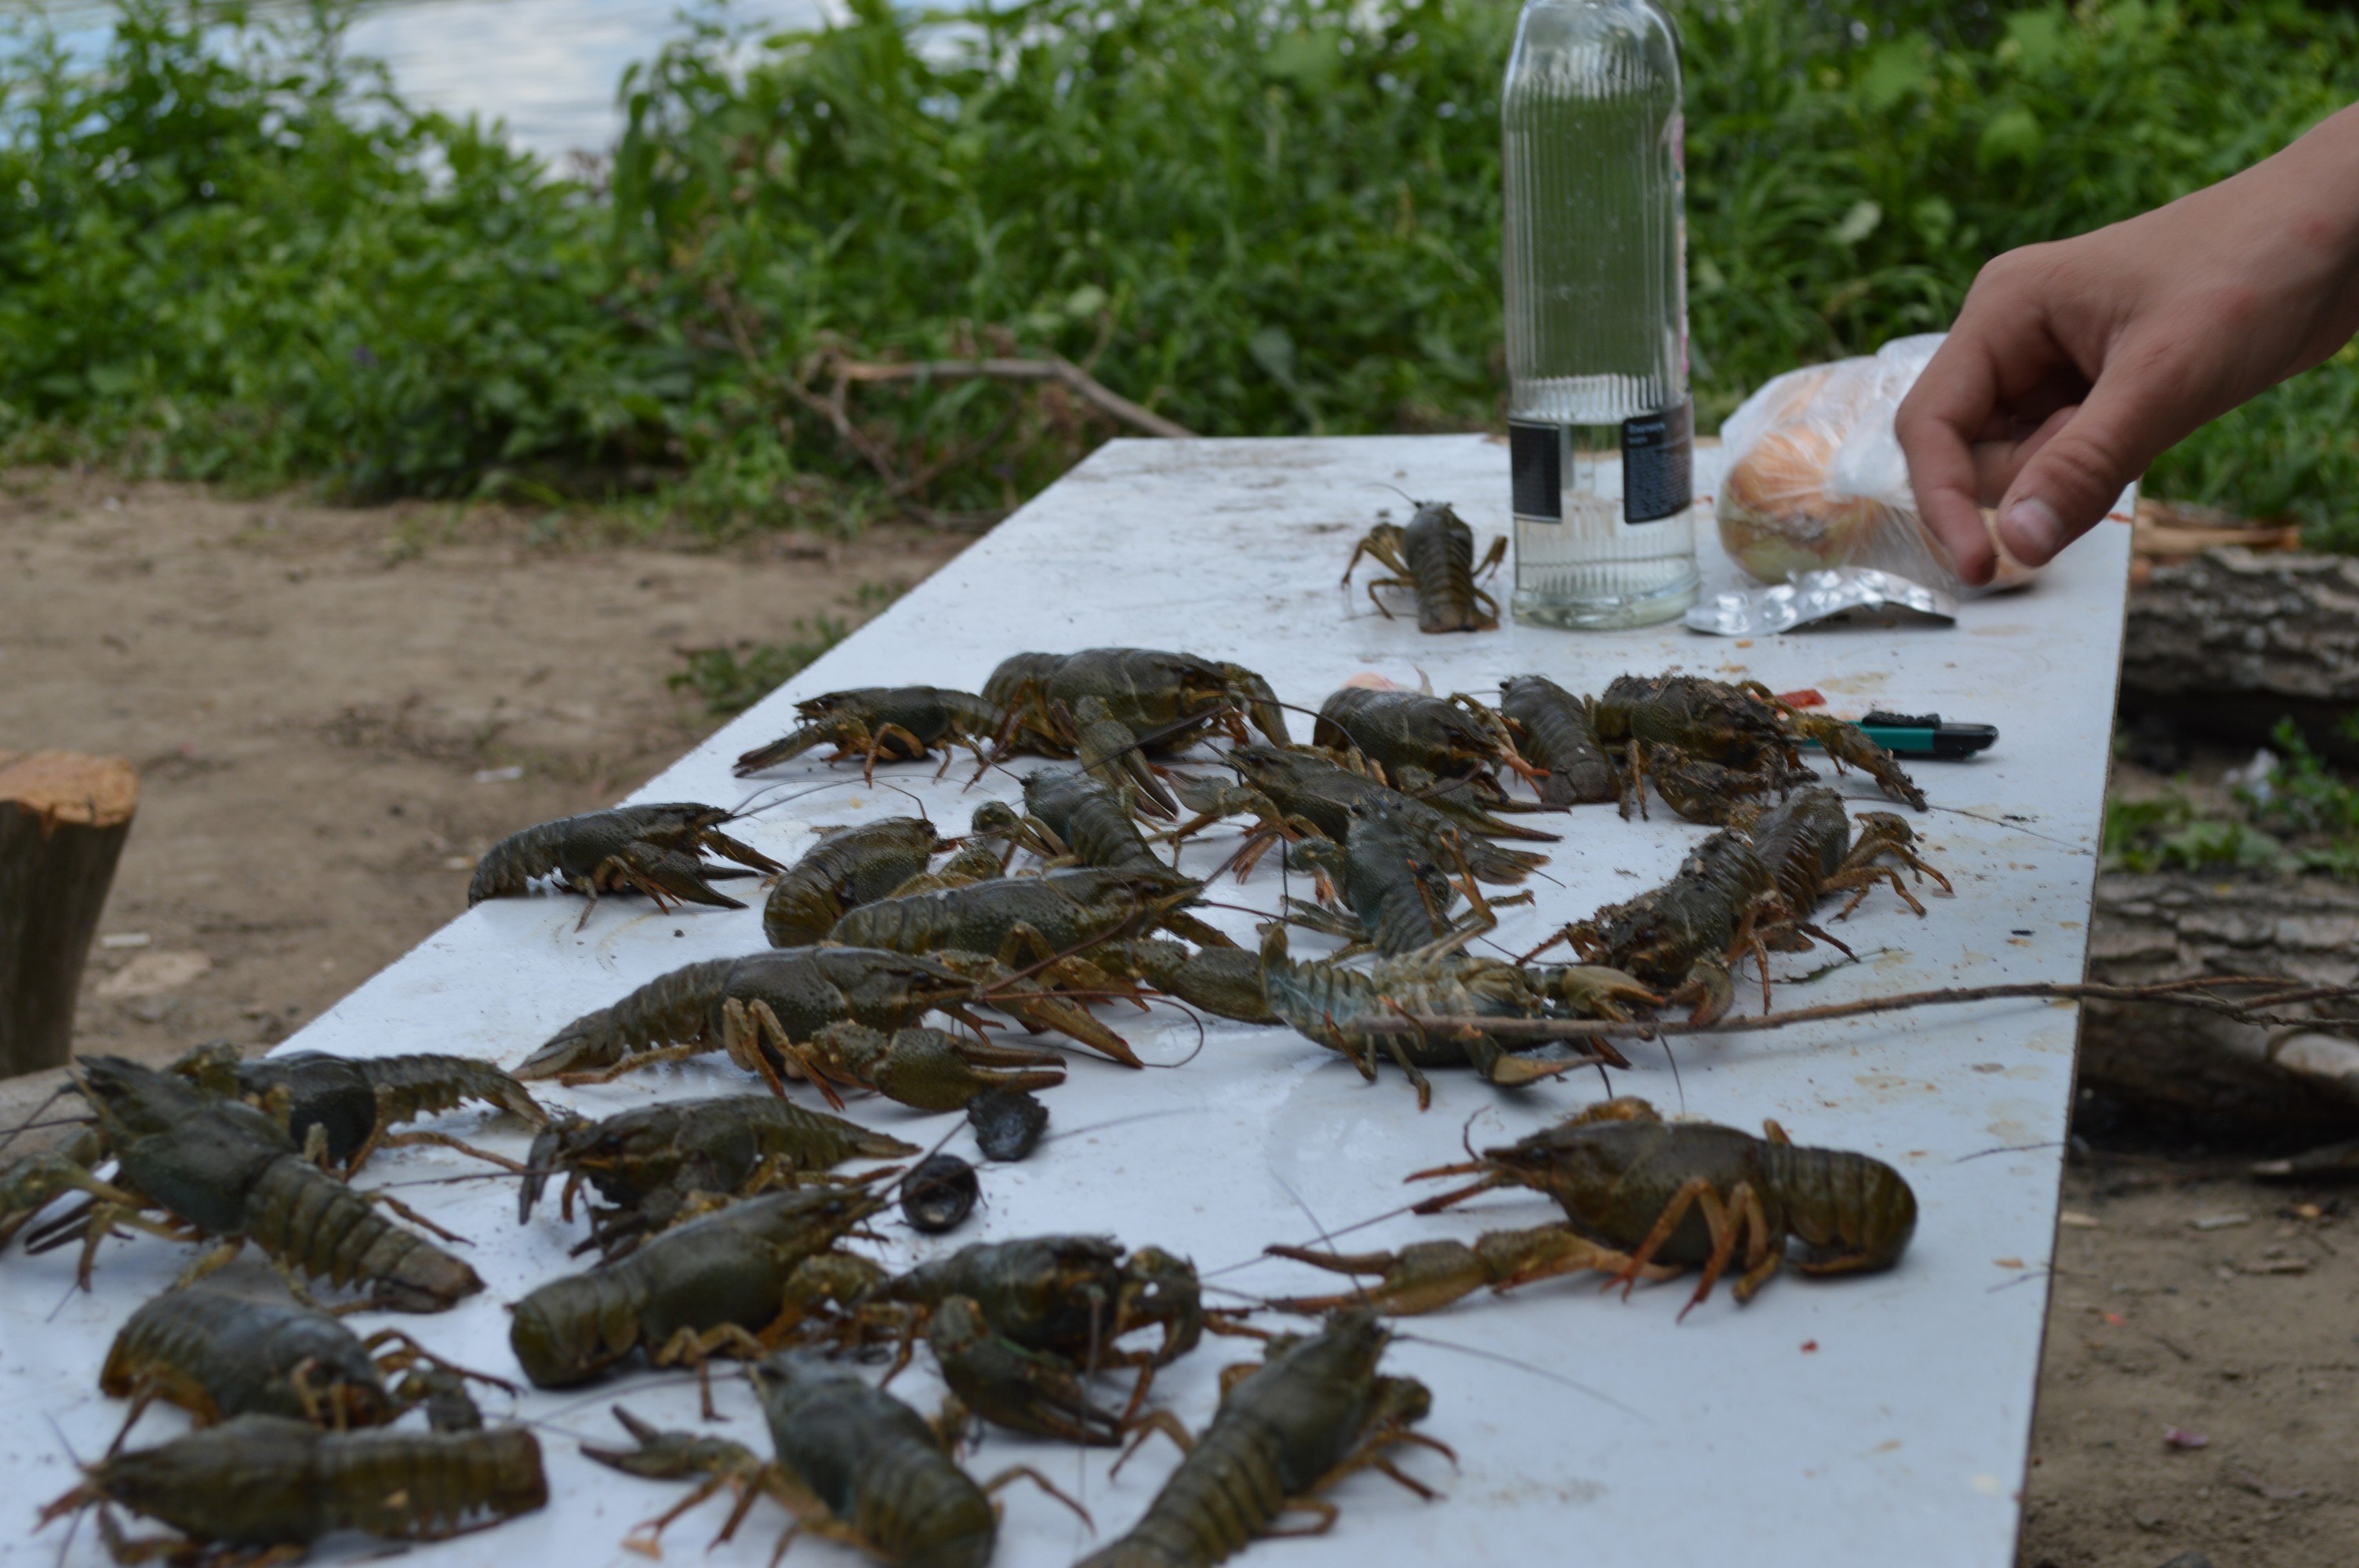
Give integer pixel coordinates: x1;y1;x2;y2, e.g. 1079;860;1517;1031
246;1157;483;1313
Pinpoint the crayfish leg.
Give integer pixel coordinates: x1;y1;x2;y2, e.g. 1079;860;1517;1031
1604;1175;1717;1304
1108;1410;1194;1480
727;1000;827;1106
652;1324;769;1421
1832;865;1925;920
1676;1184;1752;1319
1669;960;1736;1025
1404;1171;1501;1216
373;1129;530;1175
89;1504;201;1568
1263;1498;1340;1538
1472;533;1507;584
978;1466;1092;1530
622;1471;741;1559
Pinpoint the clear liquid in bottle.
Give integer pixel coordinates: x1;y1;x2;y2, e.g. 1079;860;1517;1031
1503;0;1697;630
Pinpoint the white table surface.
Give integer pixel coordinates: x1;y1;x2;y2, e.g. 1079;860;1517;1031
0;435;2131;1568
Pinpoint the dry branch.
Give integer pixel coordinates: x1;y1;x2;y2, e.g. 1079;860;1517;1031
829;357;1197;441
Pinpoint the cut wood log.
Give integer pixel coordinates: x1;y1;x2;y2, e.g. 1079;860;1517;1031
2121;548;2359;747
2084;869;2359;1130
0;751;138;1078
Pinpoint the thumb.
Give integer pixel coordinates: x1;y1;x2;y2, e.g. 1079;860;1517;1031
1994;368;2175;567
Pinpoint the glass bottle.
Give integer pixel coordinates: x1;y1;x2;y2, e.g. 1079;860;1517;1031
1503;0;1697;630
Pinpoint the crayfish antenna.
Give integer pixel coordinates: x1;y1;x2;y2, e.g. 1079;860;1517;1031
0;1082;78;1157
1403;1171;1500;1216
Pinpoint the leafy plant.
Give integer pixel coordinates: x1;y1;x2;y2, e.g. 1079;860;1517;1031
2103;793;2286;874
2103;794;2192;869
2241;717;2359;837
668;619;850;715
8;0;2359;536
2112;713;2359;879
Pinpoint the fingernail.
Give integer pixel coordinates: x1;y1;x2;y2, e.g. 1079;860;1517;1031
2000;497;2063;564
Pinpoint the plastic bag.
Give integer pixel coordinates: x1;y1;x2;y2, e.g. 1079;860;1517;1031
1714;333;2034;595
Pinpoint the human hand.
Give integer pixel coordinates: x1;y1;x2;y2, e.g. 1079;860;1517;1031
1896;103;2359;586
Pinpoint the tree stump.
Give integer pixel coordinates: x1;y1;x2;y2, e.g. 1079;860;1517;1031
0;751;138;1078
2084;869;2359;1131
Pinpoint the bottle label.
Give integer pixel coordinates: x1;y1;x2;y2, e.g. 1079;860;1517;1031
1508;420;1561;522
1622;401;1692;524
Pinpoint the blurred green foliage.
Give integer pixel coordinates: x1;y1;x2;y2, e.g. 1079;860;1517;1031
2103;793;2286;873
2106;717;2359;878
5;0;2359;537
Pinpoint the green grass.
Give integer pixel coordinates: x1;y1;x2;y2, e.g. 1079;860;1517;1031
7;0;2359;538
669;619;852;714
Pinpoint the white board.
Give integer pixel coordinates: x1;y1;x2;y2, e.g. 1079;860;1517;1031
0;434;2130;1568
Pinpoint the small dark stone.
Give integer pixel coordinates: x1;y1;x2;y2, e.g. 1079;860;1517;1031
968;1089;1049;1161
901;1152;980;1234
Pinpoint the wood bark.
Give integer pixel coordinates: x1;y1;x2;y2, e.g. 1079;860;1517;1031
0;751;137;1078
2121;547;2359;746
2083;869;2359;1130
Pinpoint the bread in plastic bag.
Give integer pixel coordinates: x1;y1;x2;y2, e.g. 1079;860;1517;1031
1715;333;2037;594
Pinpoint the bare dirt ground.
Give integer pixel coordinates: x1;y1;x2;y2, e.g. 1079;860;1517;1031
0;469;965;1066
3;473;2353;1568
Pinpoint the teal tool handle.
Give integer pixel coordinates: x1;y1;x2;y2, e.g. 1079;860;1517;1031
1853;710;1996;759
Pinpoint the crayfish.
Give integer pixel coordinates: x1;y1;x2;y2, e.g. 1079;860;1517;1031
734;687;1007;782
1534;827;1801;1023
514;945;1132;1094
1258;927;1650;1108
469;802;783;924
763;816;949;948
1343;499;1504;633
101;1286;509;1434
1405;1097;1919;1317
1496;674;1618;807
1535;790;1947;1022
39;1416;547;1563
3;1058;482;1312
1172;744;1553;888
1073;1308;1448;1568
1312;685;1542;795
167;1041;544;1176
798;1023;1069;1112
1282;797;1526;958
586;1356;1084;1568
1005;767;1180;878
521;1094;919;1257
927;1293;1151;1445
508;1184;886;1400
1591;672;1926;812
984;647;1290;760
868;1235;1208;1367
1742;786;1953;919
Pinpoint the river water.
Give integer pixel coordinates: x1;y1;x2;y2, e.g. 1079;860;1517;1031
8;0;843;159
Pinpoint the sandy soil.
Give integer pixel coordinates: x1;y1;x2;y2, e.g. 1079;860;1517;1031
2;473;2351;1568
2022;1157;2359;1568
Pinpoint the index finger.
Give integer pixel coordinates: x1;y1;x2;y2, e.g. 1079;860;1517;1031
1895;334;2003;587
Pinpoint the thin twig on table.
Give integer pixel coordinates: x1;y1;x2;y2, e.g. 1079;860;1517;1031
1339;975;2348;1044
